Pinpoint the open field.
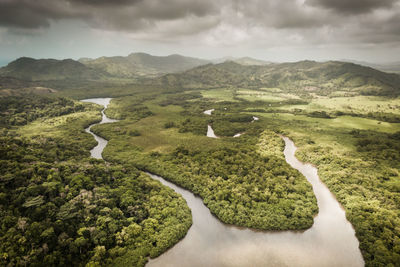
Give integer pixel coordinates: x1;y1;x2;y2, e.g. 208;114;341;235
311;96;400;115
200;88;237;102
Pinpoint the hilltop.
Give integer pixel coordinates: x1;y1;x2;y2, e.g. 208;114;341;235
0;57;107;81
342;59;400;74
212;56;271;66
79;52;209;78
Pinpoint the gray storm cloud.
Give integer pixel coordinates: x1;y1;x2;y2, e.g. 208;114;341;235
0;0;400;62
0;0;399;39
306;0;397;14
0;0;220;32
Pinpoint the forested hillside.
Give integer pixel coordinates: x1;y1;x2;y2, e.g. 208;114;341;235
80;53;209;78
152;61;400;96
0;57;108;81
2;56;399;99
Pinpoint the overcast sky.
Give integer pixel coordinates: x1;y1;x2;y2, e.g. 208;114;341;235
1;0;400;65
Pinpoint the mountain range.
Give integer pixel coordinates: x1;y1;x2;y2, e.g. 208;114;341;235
211;57;271;66
1;53;399;96
152;60;400;96
79;53;209;78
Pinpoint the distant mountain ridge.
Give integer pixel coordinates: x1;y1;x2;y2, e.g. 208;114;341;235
0;57;106;81
212;57;272;66
152;60;400;96
79;53;210;78
341;59;400;74
1;54;399;97
79;54;271;78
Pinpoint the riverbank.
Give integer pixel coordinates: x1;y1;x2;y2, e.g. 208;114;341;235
81;98;192;266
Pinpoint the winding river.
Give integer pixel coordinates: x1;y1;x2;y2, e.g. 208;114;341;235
82;98;118;159
82;99;364;267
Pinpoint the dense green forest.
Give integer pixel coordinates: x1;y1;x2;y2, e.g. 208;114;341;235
0;96;86;127
0;96;191;266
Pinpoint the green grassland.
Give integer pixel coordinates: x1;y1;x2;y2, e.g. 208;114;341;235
200;88;237;102
252;113;400;133
235;89;288;102
311;96;400;115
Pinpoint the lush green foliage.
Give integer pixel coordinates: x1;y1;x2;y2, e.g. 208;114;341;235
293;130;400;266
0;57;108;81
0;96;192;267
92;94;318;230
94;87;400;266
0;96;85;127
259;114;400;267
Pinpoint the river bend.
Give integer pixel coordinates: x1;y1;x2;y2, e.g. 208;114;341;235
82;99;364;267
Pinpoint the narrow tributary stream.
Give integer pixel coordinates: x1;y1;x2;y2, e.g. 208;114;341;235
82;99;364;267
82;98;118;159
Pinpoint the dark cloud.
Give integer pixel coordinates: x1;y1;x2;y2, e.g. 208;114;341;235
349;12;400;43
0;0;84;28
0;0;400;49
306;0;397;14
0;0;220;33
67;0;142;6
233;0;332;29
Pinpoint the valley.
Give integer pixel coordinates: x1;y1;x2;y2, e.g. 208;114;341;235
0;56;400;266
83;97;363;267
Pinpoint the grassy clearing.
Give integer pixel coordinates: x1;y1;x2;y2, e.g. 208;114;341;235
236;89;287;102
252;112;400;133
18;110;100;138
15;101;103;154
259;87;282;93
200;88;237;102
311;96;400;114
95;97;220;154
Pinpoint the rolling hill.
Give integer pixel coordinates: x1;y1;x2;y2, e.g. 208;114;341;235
0;57;107;81
343;60;400;74
152;60;400;96
79;52;209;78
212;57;271;66
1;55;399;97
